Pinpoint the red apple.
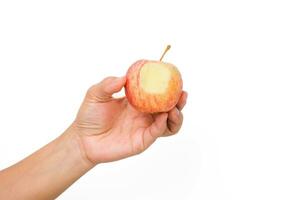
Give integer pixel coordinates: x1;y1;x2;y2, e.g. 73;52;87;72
125;47;182;113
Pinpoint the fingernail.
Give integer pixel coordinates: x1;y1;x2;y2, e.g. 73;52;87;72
175;108;180;116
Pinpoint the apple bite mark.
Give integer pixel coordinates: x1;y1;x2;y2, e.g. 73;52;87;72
140;62;171;94
125;45;183;113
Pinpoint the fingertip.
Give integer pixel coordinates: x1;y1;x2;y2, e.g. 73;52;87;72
176;92;187;111
119;76;127;83
182;91;188;101
114;76;126;85
168;107;181;123
166;109;183;134
106;76;126;92
175;107;180;116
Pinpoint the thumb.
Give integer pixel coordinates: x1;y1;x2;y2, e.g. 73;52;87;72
86;76;126;102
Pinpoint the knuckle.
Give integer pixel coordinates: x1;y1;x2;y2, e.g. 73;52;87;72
86;85;96;97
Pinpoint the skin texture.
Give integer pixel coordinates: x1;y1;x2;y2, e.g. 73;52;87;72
76;76;187;163
125;60;183;113
0;76;187;200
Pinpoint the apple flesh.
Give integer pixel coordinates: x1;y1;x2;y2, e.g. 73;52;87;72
125;59;182;113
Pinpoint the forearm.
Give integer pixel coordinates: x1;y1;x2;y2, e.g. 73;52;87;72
0;125;94;200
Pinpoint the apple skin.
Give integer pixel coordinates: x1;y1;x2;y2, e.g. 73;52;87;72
125;59;183;113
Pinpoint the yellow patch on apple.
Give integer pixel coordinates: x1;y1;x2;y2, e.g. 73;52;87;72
140;62;171;94
125;45;183;113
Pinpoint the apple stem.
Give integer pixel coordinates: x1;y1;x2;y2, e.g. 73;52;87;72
159;45;171;61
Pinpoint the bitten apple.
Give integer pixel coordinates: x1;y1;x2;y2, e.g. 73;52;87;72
125;45;183;113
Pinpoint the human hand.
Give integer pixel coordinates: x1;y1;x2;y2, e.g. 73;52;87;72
73;76;187;165
0;76;187;199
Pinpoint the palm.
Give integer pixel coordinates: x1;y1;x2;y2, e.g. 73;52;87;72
77;97;160;163
74;77;186;164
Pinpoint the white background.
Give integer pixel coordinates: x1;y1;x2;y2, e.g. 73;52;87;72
0;0;300;199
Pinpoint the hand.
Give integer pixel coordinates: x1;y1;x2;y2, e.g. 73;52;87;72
73;76;188;164
0;76;187;199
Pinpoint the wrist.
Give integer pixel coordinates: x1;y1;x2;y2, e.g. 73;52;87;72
62;124;96;170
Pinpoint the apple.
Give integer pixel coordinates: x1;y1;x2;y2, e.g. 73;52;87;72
125;45;183;113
